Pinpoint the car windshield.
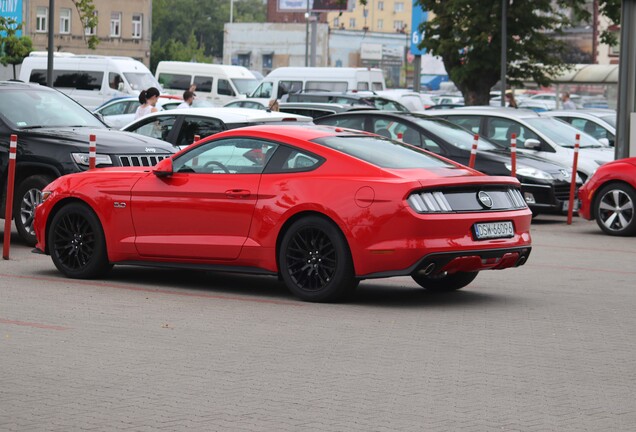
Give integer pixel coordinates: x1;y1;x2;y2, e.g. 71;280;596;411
0;88;106;129
313;135;455;169
410;117;500;150
599;115;616;127
524;117;604;148
232;78;259;96
124;72;162;91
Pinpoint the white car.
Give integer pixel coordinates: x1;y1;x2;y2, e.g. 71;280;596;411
94;96;218;129
540;109;616;147
121;107;313;149
426;107;614;181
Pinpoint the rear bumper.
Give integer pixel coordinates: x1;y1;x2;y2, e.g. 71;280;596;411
362;246;532;279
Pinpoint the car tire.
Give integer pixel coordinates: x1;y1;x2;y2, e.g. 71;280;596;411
411;271;478;292
48;202;111;279
279;216;356;302
14;174;53;246
593;182;636;236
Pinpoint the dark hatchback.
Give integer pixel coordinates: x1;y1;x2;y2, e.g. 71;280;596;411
0;81;177;245
285;91;410;112
314;111;579;216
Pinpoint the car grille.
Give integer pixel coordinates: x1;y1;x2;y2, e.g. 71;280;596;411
408;187;527;213
554;184;577;201
118;154;169;167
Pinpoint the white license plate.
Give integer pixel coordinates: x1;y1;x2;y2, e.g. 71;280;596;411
473;221;514;240
562;199;580;212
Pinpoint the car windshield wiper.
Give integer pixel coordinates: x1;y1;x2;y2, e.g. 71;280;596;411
19;125;48;130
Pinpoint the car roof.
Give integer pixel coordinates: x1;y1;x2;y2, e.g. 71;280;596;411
0;80;49;90
543;109;616;117
426;106;541;119
124;107;313;126
211;123;368;142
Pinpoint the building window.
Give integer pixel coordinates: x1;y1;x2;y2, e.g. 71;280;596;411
262;54;273;70
378;1;384;11
132;14;142;39
377;19;383;30
349;18;356;28
394;20;404;32
394;2;404;12
333;17;339;28
36;7;47;32
85;11;97;36
110;12;122;37
59;8;71;34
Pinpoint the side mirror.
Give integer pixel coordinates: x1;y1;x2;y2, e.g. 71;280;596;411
598;138;610;147
153;158;173;177
523;138;541;150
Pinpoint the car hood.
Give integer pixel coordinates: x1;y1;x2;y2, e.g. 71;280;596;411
578;146;615;162
23;127;177;154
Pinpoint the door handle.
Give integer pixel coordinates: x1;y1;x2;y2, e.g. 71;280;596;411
225;189;251;198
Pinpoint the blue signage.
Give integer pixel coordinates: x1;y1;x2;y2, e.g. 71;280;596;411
410;2;427;56
0;0;23;36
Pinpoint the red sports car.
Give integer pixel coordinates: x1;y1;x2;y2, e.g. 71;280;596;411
578;157;636;236
34;125;532;302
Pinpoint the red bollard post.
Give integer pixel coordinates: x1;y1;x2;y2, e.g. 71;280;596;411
510;133;517;177
397;132;403;141
468;133;479;168
567;133;580;225
3;134;18;260
89;134;96;170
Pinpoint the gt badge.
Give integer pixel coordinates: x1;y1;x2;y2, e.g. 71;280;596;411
477;191;493;209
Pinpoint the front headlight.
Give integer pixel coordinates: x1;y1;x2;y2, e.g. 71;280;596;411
71;153;113;167
505;163;554;180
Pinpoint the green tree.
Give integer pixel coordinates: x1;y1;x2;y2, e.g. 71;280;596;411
72;0;99;49
415;0;621;105
151;0;266;70
0;17;33;79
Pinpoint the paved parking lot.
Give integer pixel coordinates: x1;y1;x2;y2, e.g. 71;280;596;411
1;215;635;431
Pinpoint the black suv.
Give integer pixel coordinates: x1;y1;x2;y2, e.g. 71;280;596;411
0;81;177;245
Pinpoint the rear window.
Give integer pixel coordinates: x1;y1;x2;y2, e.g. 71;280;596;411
313;136;454;169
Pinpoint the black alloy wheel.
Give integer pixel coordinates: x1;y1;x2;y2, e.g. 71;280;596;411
48;203;111;278
279;216;357;302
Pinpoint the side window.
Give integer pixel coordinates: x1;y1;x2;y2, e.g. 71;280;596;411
372;82;384;91
252;82;272;98
109;73;124;90
422;137;442;154
29;69;48;85
128;115;176;141
125;101;140;114
279;80;303;98
318;115;366;131
281;149;322;171
100;101;128;116
446;115;481;134
357;82;369;91
218;79;235;96
306;81;348;92
396;124;422;147
371;119;393;138
173;138;278;174
157;73;191;91
193;76;212;93
176;116;225;147
76;71;103;90
485;117;540;147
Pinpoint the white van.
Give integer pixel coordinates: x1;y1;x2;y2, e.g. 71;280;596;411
19;52;160;110
250;67;386;100
155;61;259;106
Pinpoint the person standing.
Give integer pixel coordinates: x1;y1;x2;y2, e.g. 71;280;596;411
177;90;195;109
561;92;576;110
267;99;279;111
505;92;518;108
134;87;160;120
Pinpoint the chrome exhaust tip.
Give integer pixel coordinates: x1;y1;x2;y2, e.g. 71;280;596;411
423;263;436;275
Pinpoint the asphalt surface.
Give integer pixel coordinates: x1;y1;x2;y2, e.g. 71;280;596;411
1;215;635;431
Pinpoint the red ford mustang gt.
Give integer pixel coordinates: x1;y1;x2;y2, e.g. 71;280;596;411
34;125;532;302
578;157;636;236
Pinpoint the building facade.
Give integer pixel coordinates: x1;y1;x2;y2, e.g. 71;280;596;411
326;0;411;33
22;0;152;66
